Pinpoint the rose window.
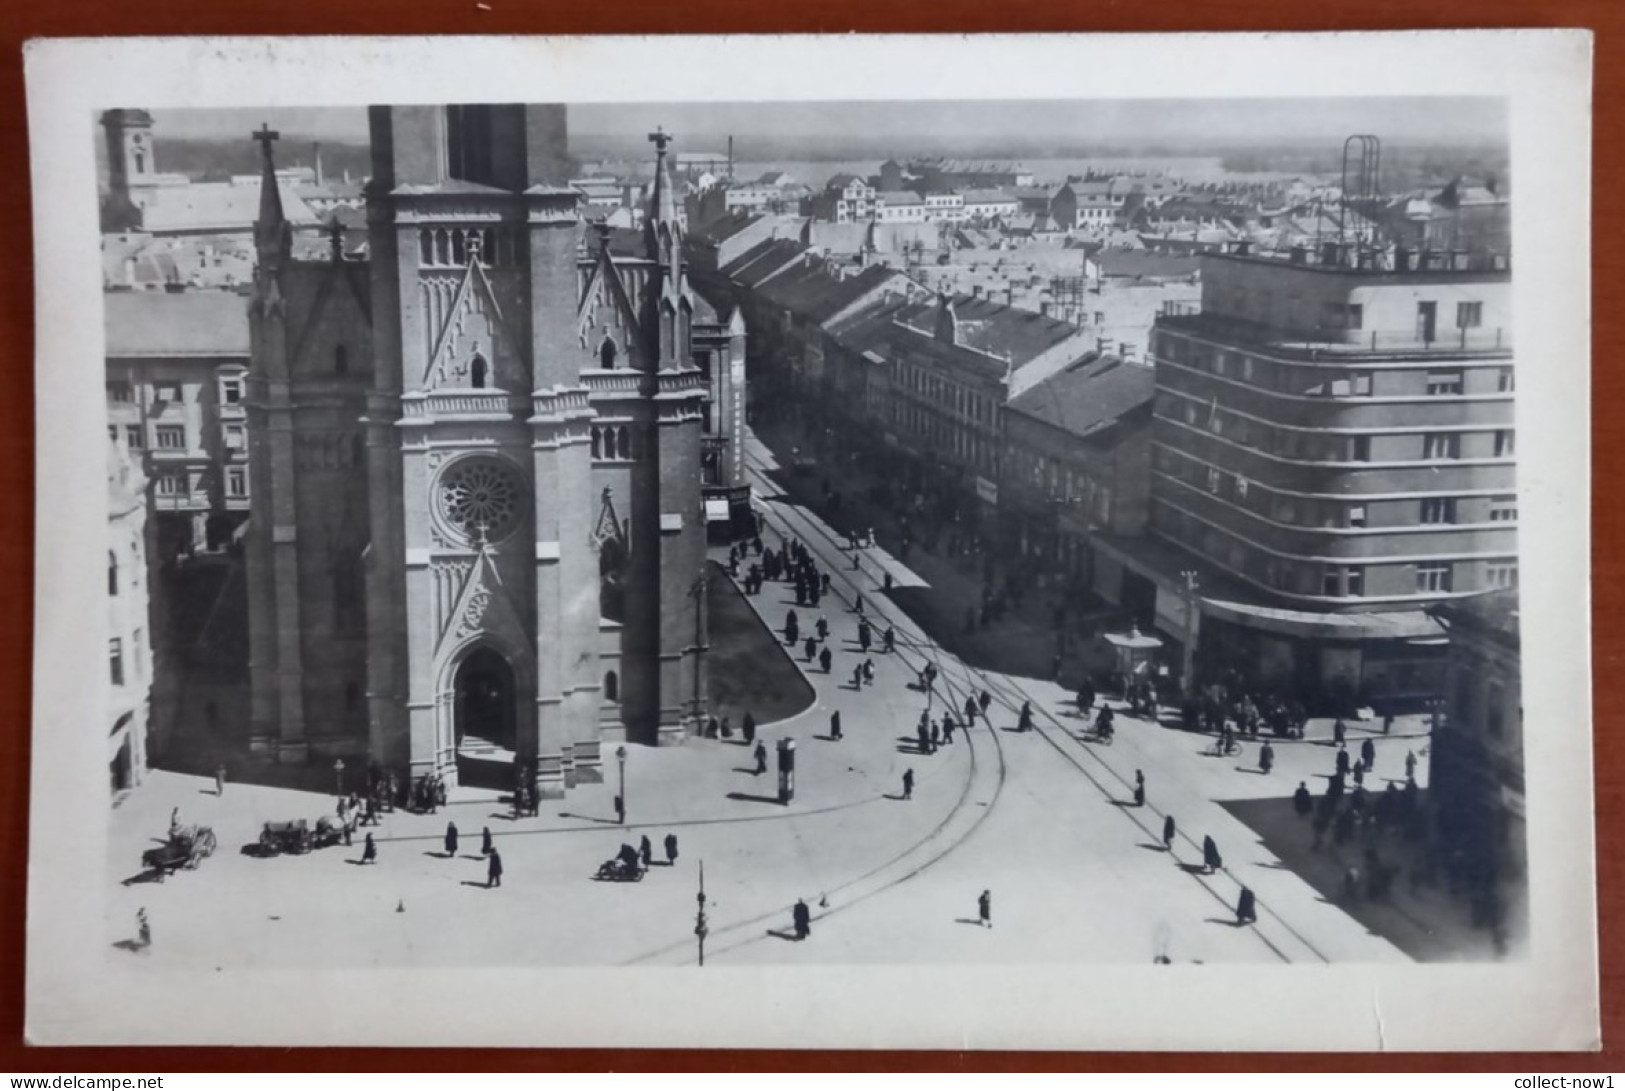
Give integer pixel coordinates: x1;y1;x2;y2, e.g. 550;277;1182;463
437;459;524;543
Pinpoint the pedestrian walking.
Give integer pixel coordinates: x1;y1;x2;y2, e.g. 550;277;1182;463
214;763;227;797
942;713;956;745
859;625;872;654
1018;701;1033;732
1352;763;1365;788
929;721;941;749
362;832;377;864
136;907;151;950
444;822;459;857
978;889;992;929
1361;737;1376;772
343;819;353;847
1383;713;1394;736
1336;745;1350;778
804;637;817;662
614;794;626;824
793;898;811;940
965;695;978;725
816;616;829;641
487;848;503;889
980;690;992;716
883;628;895;653
743;713;756;744
1133;769;1146;808
902;768;914;800
1162;814;1176;851
665;832;678;865
917;721;931;754
1259;740;1275;775
640;835;653;868
1333;718;1347;746
1202;835;1223;874
1405;750;1417;780
830;711;843;741
863;659;875;686
755;740;768;775
851;663;863;688
481;826;493;856
1293;781;1313;819
1236;887;1257;925
856;595;865;615
819;647;832;674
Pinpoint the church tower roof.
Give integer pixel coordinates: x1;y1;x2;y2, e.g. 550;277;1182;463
252;122;291;269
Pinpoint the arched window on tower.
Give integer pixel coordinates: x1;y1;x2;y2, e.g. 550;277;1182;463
335;345;348;375
600;539;627;623
600;336;618;370
591;427;602;460
470;353;488;389
435;230;450;266
134;151;145;174
108;551;119;596
619;426;632;462
604;670;619;702
420;230;434;265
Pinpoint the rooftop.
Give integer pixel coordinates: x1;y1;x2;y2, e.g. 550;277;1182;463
104;289;250;357
138;180;321;235
1006;353;1155;440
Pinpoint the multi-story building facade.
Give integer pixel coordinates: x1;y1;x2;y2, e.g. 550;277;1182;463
245;105;712;799
882;295;1094;527
875;191;928;223
1430;589;1524;883
104;289;253;564
960;190;1020;222
999;354;1155;586
107;437;153;798
1117;241;1514;704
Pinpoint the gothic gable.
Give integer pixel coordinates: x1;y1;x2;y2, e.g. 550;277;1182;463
424;260;524;391
436;543;533;665
577;250;649;371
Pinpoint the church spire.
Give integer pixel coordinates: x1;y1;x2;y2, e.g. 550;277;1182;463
644;125;680;262
252;122;291;269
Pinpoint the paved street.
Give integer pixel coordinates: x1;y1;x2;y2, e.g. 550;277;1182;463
108;427;1428;968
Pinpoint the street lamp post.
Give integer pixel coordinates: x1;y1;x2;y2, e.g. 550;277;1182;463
616;745;627;825
1180;569;1200;698
696;860;709;967
333;758;346;798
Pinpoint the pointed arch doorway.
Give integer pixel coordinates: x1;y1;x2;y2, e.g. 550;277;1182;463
454;645;517;753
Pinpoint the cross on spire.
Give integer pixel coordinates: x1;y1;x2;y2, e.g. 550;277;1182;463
253;122;280;158
647;126;673;155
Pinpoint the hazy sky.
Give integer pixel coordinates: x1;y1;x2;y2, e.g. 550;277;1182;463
148;97;1505;148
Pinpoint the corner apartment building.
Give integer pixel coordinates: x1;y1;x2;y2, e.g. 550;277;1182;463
104;288;254;564
1108;241;1515;705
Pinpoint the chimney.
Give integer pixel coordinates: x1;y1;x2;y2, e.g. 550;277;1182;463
972;284;983;298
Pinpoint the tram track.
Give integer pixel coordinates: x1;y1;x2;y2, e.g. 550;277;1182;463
741;440;1334;964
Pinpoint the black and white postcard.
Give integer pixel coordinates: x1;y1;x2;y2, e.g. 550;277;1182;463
24;32;1596;1050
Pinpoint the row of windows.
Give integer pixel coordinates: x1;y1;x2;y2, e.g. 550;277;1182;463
889;403;998;476
107;375;247;406
1152;501;1518;598
591;425;645;462
419;227;523;269
1155;446;1518;528
1004;445;1112;521
109;420;247;454
897;362;997;426
152;467;247;499
1156;335;1514;399
1155;392;1515;463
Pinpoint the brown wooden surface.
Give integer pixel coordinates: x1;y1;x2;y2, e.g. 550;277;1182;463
0;1;1612;1071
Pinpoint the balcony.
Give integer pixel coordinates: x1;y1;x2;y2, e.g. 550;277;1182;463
400;391;527;419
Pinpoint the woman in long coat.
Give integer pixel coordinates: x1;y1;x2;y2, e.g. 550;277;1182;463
1202;835;1222;874
1162;814;1176;851
481;826;494;855
444;822;459;857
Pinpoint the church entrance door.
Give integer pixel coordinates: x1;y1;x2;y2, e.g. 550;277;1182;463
454;646;516;753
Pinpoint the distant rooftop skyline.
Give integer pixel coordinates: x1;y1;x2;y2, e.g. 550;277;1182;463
141;97;1506;151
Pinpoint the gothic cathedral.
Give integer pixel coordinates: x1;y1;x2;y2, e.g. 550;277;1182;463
245;105;712;797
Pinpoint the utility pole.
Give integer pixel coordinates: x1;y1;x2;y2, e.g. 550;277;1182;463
690;570;709;734
1180;569;1200;698
696;860;709;967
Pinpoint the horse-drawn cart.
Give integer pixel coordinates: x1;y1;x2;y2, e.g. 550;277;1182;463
143;824;217;879
258;819;312;856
